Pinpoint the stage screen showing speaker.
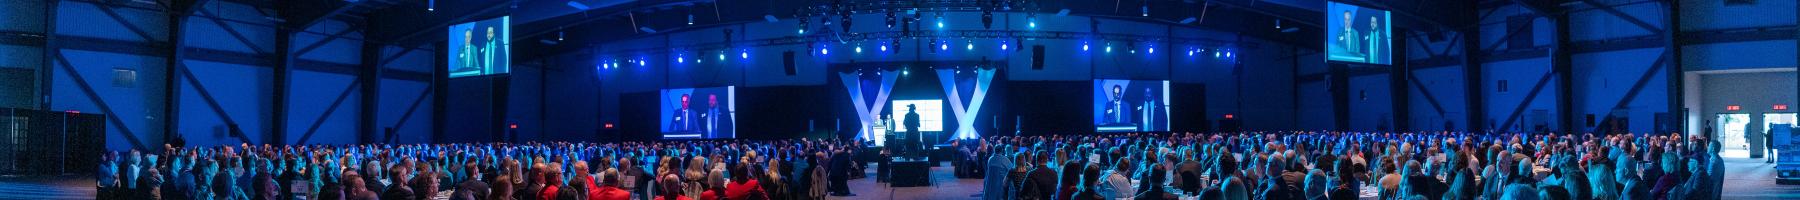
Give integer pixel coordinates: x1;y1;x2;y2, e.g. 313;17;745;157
1094;79;1170;132
891;99;944;132
1325;2;1391;65
660;86;735;139
447;16;512;78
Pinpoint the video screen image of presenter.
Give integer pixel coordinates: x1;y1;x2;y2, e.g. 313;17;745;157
1325;2;1391;65
1093;79;1170;132
447;16;511;78
661;86;735;139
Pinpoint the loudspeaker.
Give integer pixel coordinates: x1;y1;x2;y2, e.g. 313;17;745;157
1031;45;1045;70
783;51;797;76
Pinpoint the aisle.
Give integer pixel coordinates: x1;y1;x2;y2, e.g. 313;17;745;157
829;162;983;200
1722;157;1800;199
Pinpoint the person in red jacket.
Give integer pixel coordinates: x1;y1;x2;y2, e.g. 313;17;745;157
540;163;564;200
699;167;726;200
724;164;768;200
593;169;632;200
656;174;693;200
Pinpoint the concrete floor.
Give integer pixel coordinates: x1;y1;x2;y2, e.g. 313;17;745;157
1721;157;1800;199
0;175;95;200
829;163;983;200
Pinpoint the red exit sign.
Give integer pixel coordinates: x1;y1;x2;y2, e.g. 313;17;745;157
1727;105;1742;111
1776;104;1789;110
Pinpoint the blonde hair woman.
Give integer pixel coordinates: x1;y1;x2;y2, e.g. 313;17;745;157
685;156;708;198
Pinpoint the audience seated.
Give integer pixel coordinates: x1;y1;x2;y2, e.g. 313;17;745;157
972;131;1725;200
94;131;1728;200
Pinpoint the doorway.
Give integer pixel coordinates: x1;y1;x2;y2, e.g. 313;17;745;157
1761;113;1795;158
1718;114;1751;158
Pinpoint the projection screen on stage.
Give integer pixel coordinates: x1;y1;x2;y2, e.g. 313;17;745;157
661;86;735;139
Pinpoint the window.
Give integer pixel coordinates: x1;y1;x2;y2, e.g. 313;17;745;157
112;68;136;88
1497;80;1509;93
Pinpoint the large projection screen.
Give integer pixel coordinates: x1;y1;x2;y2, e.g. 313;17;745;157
1326;2;1392;65
1094;79;1170;132
891;99;944;132
448;16;512;78
661;86;736;139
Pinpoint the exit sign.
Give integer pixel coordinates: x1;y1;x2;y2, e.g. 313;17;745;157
1776;104;1789;110
1728;105;1742;111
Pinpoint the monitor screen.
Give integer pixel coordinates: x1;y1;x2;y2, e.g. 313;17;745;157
1094;79;1170;132
891;99;944;132
660;86;735;139
448;16;511;78
1326;2;1392;65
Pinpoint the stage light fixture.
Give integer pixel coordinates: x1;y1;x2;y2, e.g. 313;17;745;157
1083;43;1090;51
886;10;897;28
936;11;945;29
929;40;939;53
741;51;748;59
1148;46;1154;54
678;56;684;63
1001;43;1008;50
967;40;974;50
881;44;888;52
982;9;994;29
841;13;852;32
856;45;863;53
798;16;809;35
941;42;949;51
1106;45;1112;53
1027;13;1038;28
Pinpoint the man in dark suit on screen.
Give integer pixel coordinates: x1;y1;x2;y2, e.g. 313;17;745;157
670;94;694;133
904;104;922;157
703;94;721;138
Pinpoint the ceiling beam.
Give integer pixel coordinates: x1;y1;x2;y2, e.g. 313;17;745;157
388;0;515;47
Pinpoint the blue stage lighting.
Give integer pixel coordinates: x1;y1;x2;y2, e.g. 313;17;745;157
740;51;748;59
856;46;863;53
